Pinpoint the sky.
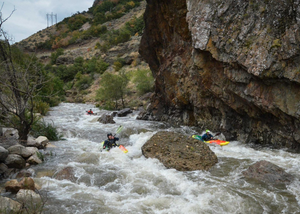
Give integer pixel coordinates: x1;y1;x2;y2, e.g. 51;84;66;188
1;0;95;43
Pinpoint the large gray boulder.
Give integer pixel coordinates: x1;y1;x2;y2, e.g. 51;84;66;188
2;128;19;139
5;154;26;169
27;136;49;149
98;113;116;124
0;137;19;149
16;189;43;211
27;154;43;165
117;108;133;117
26;147;39;156
242;160;294;185
0;196;22;213
8;144;32;158
142;131;218;171
0;146;9;162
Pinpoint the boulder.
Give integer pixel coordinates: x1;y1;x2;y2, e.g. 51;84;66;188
5;179;22;193
0;146;9;162
27;136;49;149
0;163;8;178
5;154;26;169
98;113;116;124
2;128;19;139
117;108;133;117
19;177;35;191
0;196;22;213
142;131;218;171
35;136;49;148
53;166;76;182
16;189;43;211
16;168;35;179
0;137;19;149
26;147;39;156
27;154;43;165
242;160;294;185
26;136;39;148
8;144;32;158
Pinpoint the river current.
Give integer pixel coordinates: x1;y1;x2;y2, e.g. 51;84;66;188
30;103;300;214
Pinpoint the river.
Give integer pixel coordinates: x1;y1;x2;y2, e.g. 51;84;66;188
30;103;300;214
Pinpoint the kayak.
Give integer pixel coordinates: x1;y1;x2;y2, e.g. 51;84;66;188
192;135;230;146
100;141;128;153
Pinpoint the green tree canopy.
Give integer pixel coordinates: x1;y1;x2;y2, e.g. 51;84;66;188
96;71;129;109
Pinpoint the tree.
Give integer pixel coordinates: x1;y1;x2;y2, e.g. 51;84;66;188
96;71;129;109
132;69;154;95
0;5;48;142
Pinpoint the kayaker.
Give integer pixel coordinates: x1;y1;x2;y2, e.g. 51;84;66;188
103;133;119;151
202;130;213;141
87;109;93;115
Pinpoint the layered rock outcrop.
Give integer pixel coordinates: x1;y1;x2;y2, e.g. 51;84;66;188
139;0;300;150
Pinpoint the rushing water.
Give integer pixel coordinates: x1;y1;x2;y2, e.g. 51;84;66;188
27;103;300;213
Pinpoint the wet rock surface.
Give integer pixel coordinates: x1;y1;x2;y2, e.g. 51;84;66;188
242;160;294;185
142;131;218;171
98;113;116;124
53;167;76;182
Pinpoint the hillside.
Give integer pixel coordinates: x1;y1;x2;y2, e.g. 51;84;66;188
15;0;150;106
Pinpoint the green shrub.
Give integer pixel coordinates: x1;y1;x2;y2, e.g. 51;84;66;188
50;48;64;65
30;120;63;141
132;69;154;95
34;101;50;116
113;61;123;71
67;14;89;31
75;75;93;91
98;60;109;73
125;16;144;35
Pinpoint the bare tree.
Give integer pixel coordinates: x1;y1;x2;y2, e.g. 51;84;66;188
0;4;47;142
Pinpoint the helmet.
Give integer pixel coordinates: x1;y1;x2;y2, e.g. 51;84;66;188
206;130;210;133
107;133;112;137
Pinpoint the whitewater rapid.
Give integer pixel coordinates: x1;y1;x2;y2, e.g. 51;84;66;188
30;103;300;214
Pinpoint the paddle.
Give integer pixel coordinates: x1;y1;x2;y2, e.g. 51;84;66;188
212;132;221;140
114;125;123;136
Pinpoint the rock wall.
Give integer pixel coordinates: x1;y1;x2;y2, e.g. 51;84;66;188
139;0;300;150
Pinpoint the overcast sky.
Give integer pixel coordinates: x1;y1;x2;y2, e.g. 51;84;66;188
1;0;94;43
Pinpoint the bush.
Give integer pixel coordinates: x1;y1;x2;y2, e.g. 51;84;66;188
125;16;144;35
67;15;89;31
132;69;154;95
34;101;50;116
75;75;93;91
50;48;64;65
30;120;63;141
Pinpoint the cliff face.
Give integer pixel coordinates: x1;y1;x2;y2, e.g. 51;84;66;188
139;0;300;150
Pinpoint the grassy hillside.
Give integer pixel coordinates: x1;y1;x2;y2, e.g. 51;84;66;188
15;0;153;110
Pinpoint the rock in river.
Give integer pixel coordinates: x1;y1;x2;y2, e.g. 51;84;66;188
142;131;218;171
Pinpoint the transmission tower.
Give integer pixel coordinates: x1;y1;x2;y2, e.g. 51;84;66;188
46;13;57;27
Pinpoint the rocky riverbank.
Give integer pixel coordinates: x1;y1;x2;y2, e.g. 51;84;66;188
0;129;52;213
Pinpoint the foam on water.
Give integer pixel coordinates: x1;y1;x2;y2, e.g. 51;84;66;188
30;103;300;214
